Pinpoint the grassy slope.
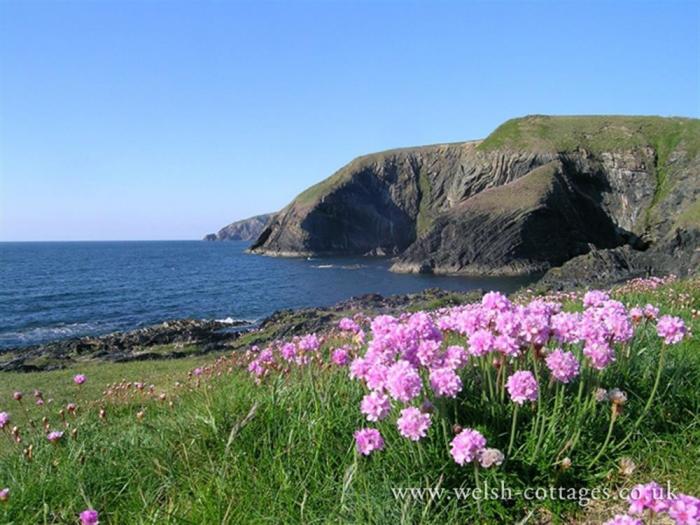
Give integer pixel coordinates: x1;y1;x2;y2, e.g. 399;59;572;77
0;280;697;524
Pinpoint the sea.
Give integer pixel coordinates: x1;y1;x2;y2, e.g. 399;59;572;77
0;241;535;350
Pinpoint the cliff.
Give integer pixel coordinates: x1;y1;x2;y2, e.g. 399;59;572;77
205;213;274;242
250;116;700;283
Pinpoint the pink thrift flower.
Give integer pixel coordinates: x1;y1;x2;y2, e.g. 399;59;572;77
73;374;87;385
331;348;350;366
0;412;9;429
349;357;371;381
338;317;361;333
603;515;642;525
429;367;463;398
396;407;431;441
545;349;580;383
583;290;610;308
583;341;615;370
629;307;644;323
13;391;22;401
47;430;64;443
644;304;660;320
365;364;388;391
386;360;423;403
669;494;700;525
0;488;8;502
79;509;100;525
444;345;469;369
506;370;538;405
280;342;297;362
656;315;687;345
468;329;495;357
192;367;203;377
354;428;384;455
450;428;486;465
360;392;391;422
494;334;520;357
628;482;669;515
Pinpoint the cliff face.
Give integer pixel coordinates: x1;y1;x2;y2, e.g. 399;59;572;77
250;116;700;282
205;213;274;241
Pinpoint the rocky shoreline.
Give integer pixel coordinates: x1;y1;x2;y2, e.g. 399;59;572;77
0;289;481;373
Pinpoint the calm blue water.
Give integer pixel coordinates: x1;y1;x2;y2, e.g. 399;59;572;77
0;241;534;349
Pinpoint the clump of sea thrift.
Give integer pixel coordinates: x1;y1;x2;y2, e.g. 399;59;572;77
354;428;384;455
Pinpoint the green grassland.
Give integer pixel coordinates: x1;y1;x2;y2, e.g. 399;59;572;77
0;278;698;524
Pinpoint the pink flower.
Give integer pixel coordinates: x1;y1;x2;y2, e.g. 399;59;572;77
365;364;388;391
468;329;495;357
360;392;391;422
338;317;360;333
79;509;100;525
385;360;423;403
354;428;384;455
192;367;203;377
0;412;9;429
429;367;463;398
656;315;687;345
644;304;660;320
583;341;615;370
0;488;9;502
545;349;580;383
331;348;350;366
47;430;64;443
603;515;642;525
629;307;644;323
13;391;22;401
396;407;431;441
280;343;297;362
669;494;700;525
628;482;669;515
450;428;486;465
506;370;538;405
73;374;87;385
443;345;469;369
583;290;610;308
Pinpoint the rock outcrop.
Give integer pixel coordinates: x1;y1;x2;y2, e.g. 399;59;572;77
251;116;700;284
205;213;274;241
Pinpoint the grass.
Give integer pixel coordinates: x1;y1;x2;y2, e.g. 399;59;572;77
477;115;700;156
0;278;698;524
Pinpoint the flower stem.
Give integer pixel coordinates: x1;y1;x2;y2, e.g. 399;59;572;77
588;405;618;468
473;462;482;516
613;345;667;453
507;405;519;457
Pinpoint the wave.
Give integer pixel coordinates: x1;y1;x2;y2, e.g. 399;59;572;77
0;322;105;347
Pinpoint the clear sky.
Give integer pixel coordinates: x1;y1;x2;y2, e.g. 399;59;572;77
1;0;698;241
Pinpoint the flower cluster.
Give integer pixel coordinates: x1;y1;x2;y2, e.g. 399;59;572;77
603;480;698;525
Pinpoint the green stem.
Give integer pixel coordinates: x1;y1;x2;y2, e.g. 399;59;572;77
507;405;519;457
612;345;667;453
473;462;482;516
588;406;618;468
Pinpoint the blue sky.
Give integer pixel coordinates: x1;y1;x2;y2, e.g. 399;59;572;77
1;0;698;241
